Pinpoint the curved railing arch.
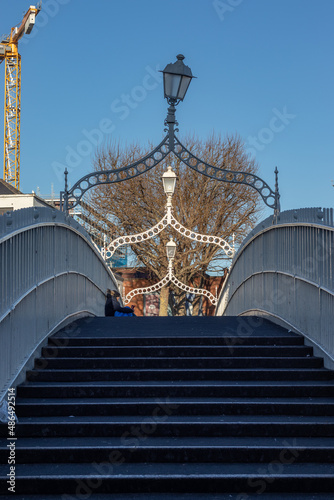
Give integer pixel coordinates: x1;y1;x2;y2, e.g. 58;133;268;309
216;207;334;369
0;207;118;401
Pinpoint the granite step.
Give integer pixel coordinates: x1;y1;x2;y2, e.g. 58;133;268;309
0;462;333;495
25;367;334;382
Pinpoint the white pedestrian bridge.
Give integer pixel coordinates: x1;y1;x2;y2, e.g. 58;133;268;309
0;206;333;400
217;207;334;370
0;207;118;401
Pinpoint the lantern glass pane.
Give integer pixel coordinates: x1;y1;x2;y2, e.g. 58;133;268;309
164;73;181;99
164;177;176;195
178;76;191;100
167;247;175;258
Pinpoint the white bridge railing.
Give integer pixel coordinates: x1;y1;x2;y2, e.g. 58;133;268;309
216;207;334;368
0;207;118;401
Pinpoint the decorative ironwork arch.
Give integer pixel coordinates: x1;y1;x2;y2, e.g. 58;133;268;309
124;274;170;304
58;55;281;312
101;215;169;260
60;103;280;216
169;213;234;257
61;136;170;212
173;137;277;210
101;211;234;260
124;270;217;306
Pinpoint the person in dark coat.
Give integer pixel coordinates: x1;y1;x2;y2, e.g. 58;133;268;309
105;290;135;316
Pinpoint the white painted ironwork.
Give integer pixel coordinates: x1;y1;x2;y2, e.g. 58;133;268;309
99;168;233;306
169;213;234;257
101;214;169;260
124;274;170;303
170;274;217;306
101;204;235;259
124;269;217;306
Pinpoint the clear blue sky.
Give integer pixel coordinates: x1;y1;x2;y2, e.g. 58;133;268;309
1;0;333;218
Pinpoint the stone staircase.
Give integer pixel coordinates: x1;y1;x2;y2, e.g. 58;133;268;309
0;316;334;499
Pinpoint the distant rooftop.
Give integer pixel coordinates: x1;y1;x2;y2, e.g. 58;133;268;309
0;179;22;195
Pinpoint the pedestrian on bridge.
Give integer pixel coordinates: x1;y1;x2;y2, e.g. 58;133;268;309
105;290;136;317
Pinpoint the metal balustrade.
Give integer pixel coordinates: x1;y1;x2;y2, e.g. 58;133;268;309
2;204;334;401
0;207;118;401
216;207;334;368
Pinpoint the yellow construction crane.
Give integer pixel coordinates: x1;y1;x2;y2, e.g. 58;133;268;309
0;4;41;190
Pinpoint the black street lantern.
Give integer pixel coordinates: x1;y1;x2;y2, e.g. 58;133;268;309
162;54;195;104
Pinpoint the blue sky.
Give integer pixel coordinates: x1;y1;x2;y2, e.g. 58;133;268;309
1;0;333;219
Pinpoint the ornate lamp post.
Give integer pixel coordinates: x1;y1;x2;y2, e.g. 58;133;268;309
60;53;281;312
162;166;177;197
166;237;177;260
162;53;195;103
162;165;177;219
101;165;235;263
124;237;218;307
61;53;280;218
100;165;232;308
161;54;196;149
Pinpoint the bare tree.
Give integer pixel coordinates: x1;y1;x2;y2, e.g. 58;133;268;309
86;133;263;315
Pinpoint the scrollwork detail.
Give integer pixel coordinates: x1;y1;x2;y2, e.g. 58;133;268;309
66;135;169;210
173;137;277;210
124;272;217;306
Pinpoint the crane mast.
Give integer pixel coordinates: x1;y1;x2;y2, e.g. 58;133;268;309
0;5;40;190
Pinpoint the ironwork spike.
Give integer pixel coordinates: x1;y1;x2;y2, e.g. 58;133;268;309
64;168;69;215
274;166;281;221
64;168;68;193
275;166;279;194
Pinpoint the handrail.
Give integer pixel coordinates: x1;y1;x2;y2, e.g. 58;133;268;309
216;207;334;368
0;207;118;401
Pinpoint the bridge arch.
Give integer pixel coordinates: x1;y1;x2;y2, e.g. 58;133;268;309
0;207;118;400
216;207;334;368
